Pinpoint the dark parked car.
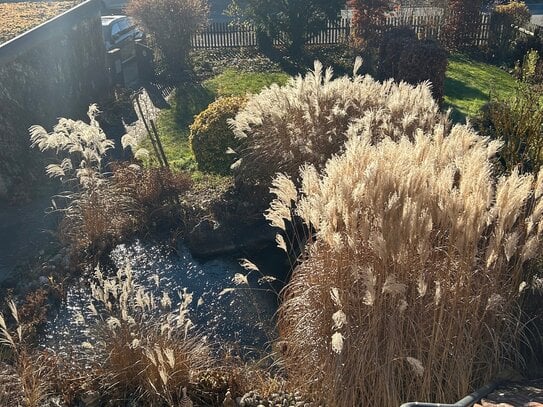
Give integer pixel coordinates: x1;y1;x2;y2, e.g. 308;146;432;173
101;15;144;62
101;0;127;13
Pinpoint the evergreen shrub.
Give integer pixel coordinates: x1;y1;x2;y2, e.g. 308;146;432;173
190;96;246;175
377;28;448;102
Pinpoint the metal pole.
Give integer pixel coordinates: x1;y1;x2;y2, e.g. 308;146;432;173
149;118;169;169
400;381;500;407
133;90;165;167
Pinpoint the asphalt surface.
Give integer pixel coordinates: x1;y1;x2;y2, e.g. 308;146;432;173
0;194;58;286
527;3;543;15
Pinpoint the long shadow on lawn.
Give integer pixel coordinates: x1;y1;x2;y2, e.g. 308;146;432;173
445;77;488;102
444;76;489;123
174;82;216;129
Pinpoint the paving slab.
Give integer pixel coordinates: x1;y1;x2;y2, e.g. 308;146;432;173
474;379;543;407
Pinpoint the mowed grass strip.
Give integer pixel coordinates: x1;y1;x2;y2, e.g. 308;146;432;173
150;70;290;172
444;54;517;121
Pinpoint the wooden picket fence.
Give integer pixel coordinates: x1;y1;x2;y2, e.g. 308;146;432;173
190;12;521;50
191;18;351;49
382;13;493;46
191;22;258;48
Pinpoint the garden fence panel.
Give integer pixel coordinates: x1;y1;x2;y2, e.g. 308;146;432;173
191;13;513;50
192;18;351;48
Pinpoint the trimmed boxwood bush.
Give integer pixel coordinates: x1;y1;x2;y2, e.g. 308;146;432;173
189;96;246;175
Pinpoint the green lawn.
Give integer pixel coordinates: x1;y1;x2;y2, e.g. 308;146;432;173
444;54;517;122
150;54;517;170
206;69;290;97
149;70;290;172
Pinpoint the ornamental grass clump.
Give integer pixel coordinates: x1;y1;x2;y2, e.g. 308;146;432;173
82;263;213;405
269;123;543;406
190;96;246;175
30;105;191;260
30;105;138;258
0;301;60;407
230;58;448;185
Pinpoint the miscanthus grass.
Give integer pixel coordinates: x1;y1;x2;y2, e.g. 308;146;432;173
268;122;543;406
230;57;448;185
81;263;213;406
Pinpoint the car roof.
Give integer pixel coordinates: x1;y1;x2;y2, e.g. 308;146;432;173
101;15;129;27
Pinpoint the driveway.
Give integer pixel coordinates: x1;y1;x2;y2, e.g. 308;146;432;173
526;3;543;26
0;193;59;287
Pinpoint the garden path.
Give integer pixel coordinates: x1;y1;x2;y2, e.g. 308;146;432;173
475;379;543;407
0;193;59;287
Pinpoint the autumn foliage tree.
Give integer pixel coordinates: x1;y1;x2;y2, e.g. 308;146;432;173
348;0;397;48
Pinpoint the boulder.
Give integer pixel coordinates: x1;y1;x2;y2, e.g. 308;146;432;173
186;217;276;258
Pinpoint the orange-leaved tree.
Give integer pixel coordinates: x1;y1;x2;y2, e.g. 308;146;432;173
348;0;398;48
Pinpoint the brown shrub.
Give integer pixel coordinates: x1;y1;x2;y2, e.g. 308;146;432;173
442;0;484;50
347;0;393;48
127;0;209;80
112;164;191;210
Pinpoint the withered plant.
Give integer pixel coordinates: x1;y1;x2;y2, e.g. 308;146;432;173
127;0;209;80
80;263;213;405
0;301;56;406
268;123;543;405
30;104;135;259
30;105;190;262
230;58;448;185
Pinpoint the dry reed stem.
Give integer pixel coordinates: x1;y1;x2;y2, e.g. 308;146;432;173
231;58;449;185
271;123;542;406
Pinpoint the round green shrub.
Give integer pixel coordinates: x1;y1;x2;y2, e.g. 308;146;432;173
189;96;246;175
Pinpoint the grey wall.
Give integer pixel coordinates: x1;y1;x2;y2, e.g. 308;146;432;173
0;0;109;200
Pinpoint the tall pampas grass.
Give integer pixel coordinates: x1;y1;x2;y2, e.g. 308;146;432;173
230;58;448;185
270;123;543;405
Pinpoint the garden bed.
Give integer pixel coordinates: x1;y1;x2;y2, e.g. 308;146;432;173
153;49;519;174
